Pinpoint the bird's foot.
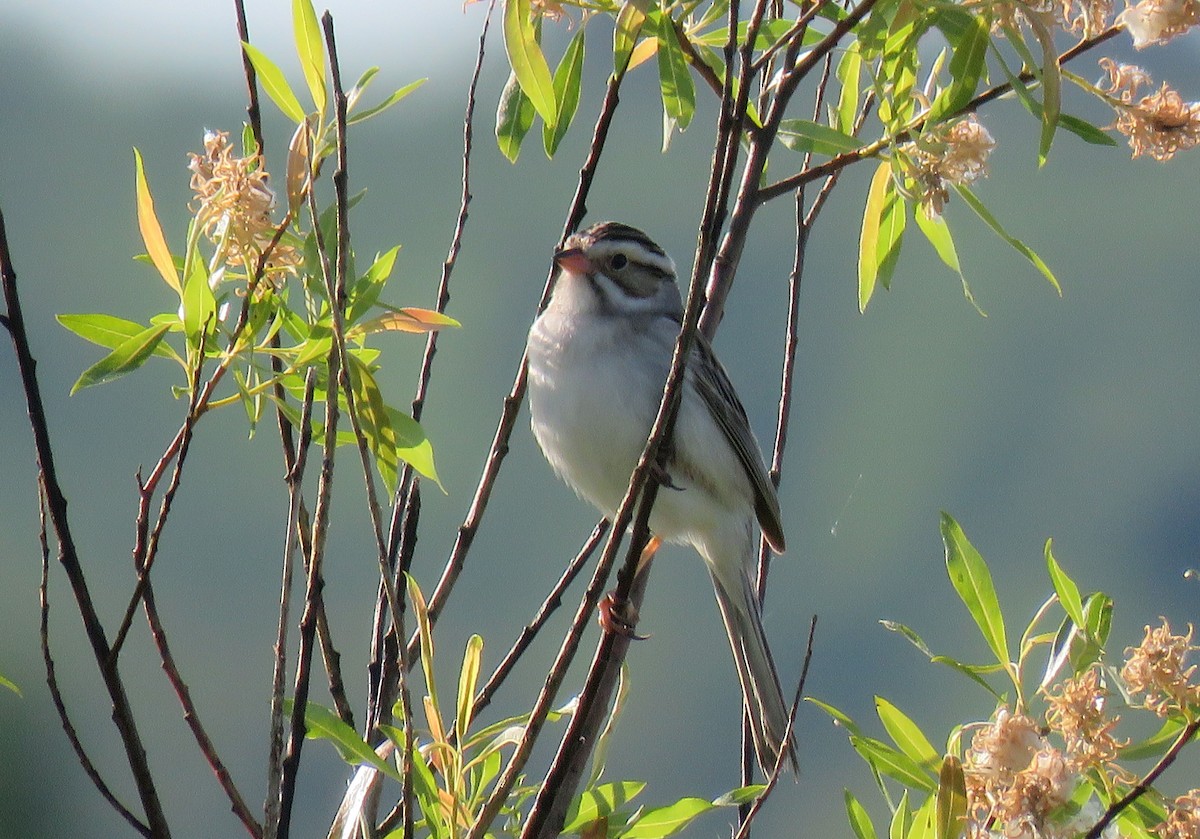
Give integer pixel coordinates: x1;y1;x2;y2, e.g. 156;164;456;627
598;592;650;640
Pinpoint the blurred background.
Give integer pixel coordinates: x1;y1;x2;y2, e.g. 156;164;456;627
1;2;1197;837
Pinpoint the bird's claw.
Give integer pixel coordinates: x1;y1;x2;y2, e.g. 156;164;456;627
650;461;684;492
598;592;650;640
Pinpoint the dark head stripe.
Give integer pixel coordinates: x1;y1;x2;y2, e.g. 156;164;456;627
582;221;667;259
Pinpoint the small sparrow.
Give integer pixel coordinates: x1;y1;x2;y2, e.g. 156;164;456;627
526;221;795;773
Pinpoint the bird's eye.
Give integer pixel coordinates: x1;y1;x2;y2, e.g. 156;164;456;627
610;253;628;270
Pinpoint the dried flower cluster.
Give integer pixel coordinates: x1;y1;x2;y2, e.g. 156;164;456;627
1100;59;1200;161
1117;0;1200;46
963;710;1076;838
188;130;300;286
1158;790;1200;839
1058;0;1115;36
1045;666;1126;771
1121;619;1200;716
904;115;996;216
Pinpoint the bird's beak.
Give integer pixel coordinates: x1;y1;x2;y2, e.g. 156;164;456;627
554;246;593;275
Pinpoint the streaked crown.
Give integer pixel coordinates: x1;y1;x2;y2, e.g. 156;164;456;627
563;222;677;299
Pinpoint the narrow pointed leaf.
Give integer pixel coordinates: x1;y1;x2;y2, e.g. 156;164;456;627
497;70;536;162
891;790;912;839
935;755;967;839
941;513;1009;666
242;42;306;122
181;257;216;348
859;161;892;312
914;210;982;314
544;27;586;157
778;119;864;156
1027;13;1061;165
455;634;483;743
656;12;695;129
71;323;171;394
292;700;402;781
614;1;648;74
954;185;1060;294
836;42;863;133
390;408;443;491
846;789;880;839
347;356;398;493
1045;539;1085;628
851;736;938;792
347;78;427;125
623;798;713;838
292;0;326;116
503;0;557;123
58;314;180;361
929;15;989;123
876;696;939;768
133;149;180;295
562;781;646;834
349;308;460;339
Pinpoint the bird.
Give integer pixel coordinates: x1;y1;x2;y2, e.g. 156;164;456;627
525;220;795;773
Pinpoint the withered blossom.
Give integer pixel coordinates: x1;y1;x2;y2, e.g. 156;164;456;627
903;115;996;216
1058;0;1115;35
1121;619;1200;716
1044;666;1126;771
1100;59;1200;161
1117;0;1200;46
963;710;1078;839
1158;790;1200;839
188;130;300;287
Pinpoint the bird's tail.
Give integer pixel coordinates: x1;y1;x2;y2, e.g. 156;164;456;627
709;563;798;775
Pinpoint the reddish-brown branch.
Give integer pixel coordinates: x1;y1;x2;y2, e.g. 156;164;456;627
0;206;172;836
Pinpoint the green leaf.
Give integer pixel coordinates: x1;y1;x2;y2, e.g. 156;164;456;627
242;42;307;123
845;789;879;839
1057;113;1118;146
181;256;216;349
562;781;646;833
133;149;181;295
70;323;172;394
348;356;399;493
0;673;21;697
497;70;536;162
543;28;586;157
1080;592;1113;650
777;119;863;156
1045;539;1085;628
711;785;766;807
890;790;912;839
389;408;443;491
656;12;695;130
859;161;905;310
850;736;938;792
347;245;401;324
290;700;402;781
954;184;1060;295
913;210;982;314
941;513;1009;667
614;1;648;74
1121;717;1187;761
875;697;939;769
930;655;1005;699
929;14;989;123
292;0;326;116
58;314;181;361
907;796;937;839
455;634;483;744
347;78;427;125
806;697;864;736
836;41;863;133
935;755;967;839
622;797;713;838
502;0;557;123
1026;13;1061;165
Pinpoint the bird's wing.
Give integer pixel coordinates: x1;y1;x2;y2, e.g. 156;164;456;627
691;334;786;552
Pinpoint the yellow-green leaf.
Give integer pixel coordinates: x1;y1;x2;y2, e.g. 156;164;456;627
455;634;483;744
347;78;426;125
503;0;557;123
133;149;180;295
292;0;326;116
614;1;648;75
623;798;713;839
242;42;307;123
846;789;880;839
954;185;1060;295
656;11;695;129
292;700;402;781
58;313;180;361
935;755;967;839
348;308;460;339
941;512;1009;667
70;323;172;394
390;408;444;492
858;161;900;312
836;41;862;134
875;697;939;769
496;70;536;163
543;27;586;157
562;781;646;834
913;210;982;315
1045;539;1085;628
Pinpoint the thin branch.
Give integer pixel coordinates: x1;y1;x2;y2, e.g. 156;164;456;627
1084;717;1200;839
472;521;609;716
265;370;316;839
732;617;818;839
757;24;1123;204
0;206;172;837
407;51;633;666
233;0;265;155
37;483;151;838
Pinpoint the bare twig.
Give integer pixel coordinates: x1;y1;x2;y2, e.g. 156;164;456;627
1084;718;1200;839
733;616;818;839
0;207;172;836
265;370;316;839
472;521;609;716
233;0;265;155
37;483;151;838
407;49;633;666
